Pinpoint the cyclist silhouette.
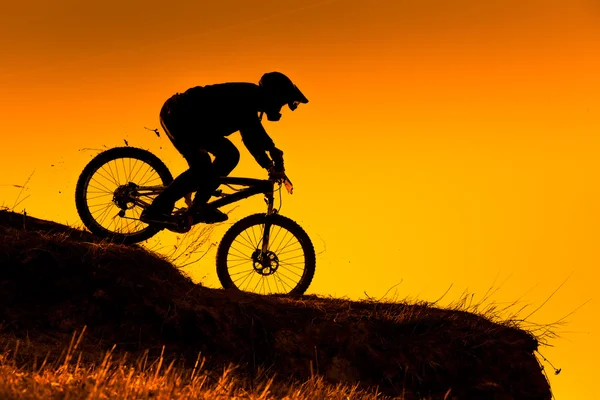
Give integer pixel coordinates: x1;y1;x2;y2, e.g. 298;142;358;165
140;72;309;226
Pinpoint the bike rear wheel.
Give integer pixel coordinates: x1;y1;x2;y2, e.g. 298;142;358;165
75;147;173;244
216;213;316;296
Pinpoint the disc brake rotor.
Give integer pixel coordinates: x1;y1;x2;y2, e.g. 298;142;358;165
251;250;279;276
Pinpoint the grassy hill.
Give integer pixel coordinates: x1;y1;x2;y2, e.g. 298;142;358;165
0;210;552;399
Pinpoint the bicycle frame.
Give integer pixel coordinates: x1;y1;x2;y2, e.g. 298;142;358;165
131;177;278;252
208;177;276;214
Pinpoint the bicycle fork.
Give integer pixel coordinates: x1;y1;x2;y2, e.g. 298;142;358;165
261;190;276;253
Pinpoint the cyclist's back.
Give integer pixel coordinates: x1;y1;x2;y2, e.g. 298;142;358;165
162;82;276;157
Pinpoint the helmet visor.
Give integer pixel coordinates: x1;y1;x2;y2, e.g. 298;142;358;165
288;85;308;111
293;85;309;104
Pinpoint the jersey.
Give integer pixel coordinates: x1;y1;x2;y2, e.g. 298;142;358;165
161;82;276;169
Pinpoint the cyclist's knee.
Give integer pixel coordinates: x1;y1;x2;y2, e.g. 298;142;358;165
228;145;240;167
184;149;211;170
213;141;240;175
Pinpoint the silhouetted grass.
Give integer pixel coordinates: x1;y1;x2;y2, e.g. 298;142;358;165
0;210;553;399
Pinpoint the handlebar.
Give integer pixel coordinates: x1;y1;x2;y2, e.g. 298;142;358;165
269;171;294;194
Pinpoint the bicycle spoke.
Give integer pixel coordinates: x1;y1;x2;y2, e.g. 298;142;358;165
241;229;258;249
279;252;305;266
276;235;300;255
252;274;263;293
279;253;306;262
131;207;144;231
229;245;251;260
273;274;282;293
129;158;144;184
226;255;249;262
277;245;304;257
232;238;257;252
267;226;284;252
87;186;113;196
91;201;114;227
86;193;112;201
274;269;297;286
96;203;115;226
136;164;153;187
227;258;254;269
279;260;306;270
250;225;259;249
279;265;303;279
230;267;256;277
256;277;264;294
252;224;265;249
86;190;113;194
120;212;134;233
266;279;273;293
140;175;162;187
107;213;120;233
248;274;262;292
229;246;251;258
94;169;119;188
113;160;122;185
275;273;294;292
105;161;120;187
88;201;113;209
273;230;293;254
99;164;119;187
125;157;132;183
89;179;114;195
236;269;255;289
122;158;129;184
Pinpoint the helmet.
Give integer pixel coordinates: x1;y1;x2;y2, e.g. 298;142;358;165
259;72;309;112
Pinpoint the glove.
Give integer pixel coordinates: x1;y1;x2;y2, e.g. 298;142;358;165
268;166;287;182
269;147;284;172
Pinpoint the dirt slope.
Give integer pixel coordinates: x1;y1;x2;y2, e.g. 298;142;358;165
0;210;551;399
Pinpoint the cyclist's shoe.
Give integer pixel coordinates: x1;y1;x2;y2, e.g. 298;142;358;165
189;206;228;224
140;206;178;227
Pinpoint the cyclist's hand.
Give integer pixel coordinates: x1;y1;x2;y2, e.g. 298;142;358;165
268;166;286;182
269;147;284;172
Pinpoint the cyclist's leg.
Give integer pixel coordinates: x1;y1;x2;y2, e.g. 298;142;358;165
142;106;209;220
212;136;240;176
191;136;240;206
149;149;210;208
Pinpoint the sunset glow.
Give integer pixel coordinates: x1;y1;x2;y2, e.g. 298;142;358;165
1;1;599;397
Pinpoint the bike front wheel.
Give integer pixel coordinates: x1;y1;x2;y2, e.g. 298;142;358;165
216;213;316;296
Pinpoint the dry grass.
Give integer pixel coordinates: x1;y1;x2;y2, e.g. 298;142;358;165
147;222;216;272
0;337;386;400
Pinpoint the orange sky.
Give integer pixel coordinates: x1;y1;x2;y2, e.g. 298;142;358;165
1;1;599;398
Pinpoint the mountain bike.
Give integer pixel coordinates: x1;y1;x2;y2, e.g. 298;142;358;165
75;146;315;296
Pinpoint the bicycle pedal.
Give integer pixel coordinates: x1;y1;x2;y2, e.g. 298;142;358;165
143;218;176;228
145;216;192;233
167;221;192;233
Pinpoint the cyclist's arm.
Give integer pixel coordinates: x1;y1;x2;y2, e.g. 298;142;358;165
239;114;279;169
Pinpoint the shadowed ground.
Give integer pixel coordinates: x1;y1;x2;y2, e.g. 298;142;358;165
0;210;552;399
